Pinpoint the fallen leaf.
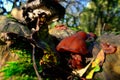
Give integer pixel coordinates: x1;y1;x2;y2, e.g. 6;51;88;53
72;58;94;77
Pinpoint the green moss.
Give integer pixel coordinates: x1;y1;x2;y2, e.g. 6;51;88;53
0;47;40;80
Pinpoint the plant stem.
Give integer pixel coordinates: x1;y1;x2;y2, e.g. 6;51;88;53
31;43;42;80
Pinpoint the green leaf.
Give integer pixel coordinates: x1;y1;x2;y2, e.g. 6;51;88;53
94;65;100;72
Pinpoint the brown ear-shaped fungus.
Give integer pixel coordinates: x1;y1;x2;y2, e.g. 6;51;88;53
76;31;88;40
69;54;84;69
88;32;97;39
101;42;117;54
55;24;68;30
56;31;88;55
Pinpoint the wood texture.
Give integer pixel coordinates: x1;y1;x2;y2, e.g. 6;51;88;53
93;33;120;80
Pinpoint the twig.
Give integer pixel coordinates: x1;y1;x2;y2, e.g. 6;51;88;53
31;43;42;80
101;23;106;34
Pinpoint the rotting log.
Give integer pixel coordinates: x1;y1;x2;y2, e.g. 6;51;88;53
0;15;31;79
0;15;58;80
0;15;32;66
92;33;120;80
0;15;120;80
49;26;120;79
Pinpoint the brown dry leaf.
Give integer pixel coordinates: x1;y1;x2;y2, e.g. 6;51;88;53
95;49;105;66
72;58;94;77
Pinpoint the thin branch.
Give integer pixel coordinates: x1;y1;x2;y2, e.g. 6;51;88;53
31;43;42;80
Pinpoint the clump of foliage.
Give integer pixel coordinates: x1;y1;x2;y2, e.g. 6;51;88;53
0;35;61;80
0;38;43;80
